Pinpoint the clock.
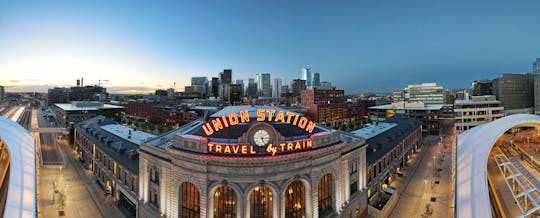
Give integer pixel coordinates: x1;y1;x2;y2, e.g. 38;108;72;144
253;129;270;147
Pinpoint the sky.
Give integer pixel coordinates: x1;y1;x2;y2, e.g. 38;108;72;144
1;0;540;94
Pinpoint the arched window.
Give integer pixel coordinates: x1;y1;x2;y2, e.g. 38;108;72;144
318;174;332;215
180;182;200;218
214;186;237;218
250;186;273;218
285;181;305;218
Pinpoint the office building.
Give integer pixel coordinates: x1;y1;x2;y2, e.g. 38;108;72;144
272;78;282;98
290;79;306;97
454;95;504;133
352;115;422;218
247;78;258;98
472;80;493;96
301;87;361;126
392;83;446;104
227;83;244;104
138;106;369;218
313;72;321;87
256;73;271;98
302;67;312;87
220;69;232;85
281;85;290;96
369;102;443;134
191;77;208;97
47;87;71;106
155;89;168;96
75;116;155;217
51;101;123;127
493;73;534;112
210;77;219;98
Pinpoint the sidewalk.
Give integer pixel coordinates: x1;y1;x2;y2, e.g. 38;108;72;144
388;135;454;218
38;138;125;218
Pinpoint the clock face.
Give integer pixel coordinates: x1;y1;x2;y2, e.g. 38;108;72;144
253;129;271;146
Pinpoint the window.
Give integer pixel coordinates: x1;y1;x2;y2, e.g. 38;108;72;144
285;181;305;218
349;159;358;175
250;186;273;218
213;186;237;218
181;182;200;218
350;181;358;196
318;174;333;215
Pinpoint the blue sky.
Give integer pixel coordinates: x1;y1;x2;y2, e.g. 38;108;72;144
1;0;539;94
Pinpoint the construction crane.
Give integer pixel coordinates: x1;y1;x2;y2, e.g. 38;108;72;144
89;79;110;86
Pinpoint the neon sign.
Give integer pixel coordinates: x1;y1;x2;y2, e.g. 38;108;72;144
202;109;316;136
207;139;313;156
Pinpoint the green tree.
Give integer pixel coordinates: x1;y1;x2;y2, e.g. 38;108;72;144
348;123;355;130
421;204;433;218
134;122;139;128
127;120;133;126
57;191;66;211
149;125;155;131
158;126;164;134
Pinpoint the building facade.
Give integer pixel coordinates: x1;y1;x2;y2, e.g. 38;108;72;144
51;101;123;127
137;106;369;218
291;79;307;98
272;78;283;98
302;67;312;87
471;80;493;96
257;73;272;98
75;116;155;217
454;95;504;133
392;83;446;104
301;88;361;126
368;102;442;134
352;115;422;217
493;73;535;112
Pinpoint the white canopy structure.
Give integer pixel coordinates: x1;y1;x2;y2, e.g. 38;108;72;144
0;116;36;217
456;114;540;218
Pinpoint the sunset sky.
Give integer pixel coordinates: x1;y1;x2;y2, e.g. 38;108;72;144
1;1;540;94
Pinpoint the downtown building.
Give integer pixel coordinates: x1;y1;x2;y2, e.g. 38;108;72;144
137;105;370;218
368;102;443;135
75;116;155;217
257;73;272;98
352;115;422;218
454;95;504;133
493;73;535;114
392;83;446;104
301;87;362;126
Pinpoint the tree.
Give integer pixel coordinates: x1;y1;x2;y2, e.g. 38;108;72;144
57;191;66;211
134;122;139;128
149;125;155;131
421;203;433;218
127;120;133;126
348;123;355;130
158;126;164;134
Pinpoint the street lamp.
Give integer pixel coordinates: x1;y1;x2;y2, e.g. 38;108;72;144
432;156;436;167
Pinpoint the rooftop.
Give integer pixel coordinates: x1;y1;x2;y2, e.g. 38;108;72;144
369;103;444;110
351;122;398;140
55;102;123;111
101;124;155;145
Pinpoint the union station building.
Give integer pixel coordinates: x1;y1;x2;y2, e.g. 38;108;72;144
138;106;369;218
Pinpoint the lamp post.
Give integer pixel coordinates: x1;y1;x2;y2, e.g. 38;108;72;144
432;156;436;167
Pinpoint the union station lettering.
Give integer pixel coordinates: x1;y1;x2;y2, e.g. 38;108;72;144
207;139;313;156
202;109;316;136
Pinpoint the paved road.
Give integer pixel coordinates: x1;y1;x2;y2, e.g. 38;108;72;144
388;118;455;218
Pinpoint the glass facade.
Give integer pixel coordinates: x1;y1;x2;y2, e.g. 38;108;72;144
181;182;200;218
250;186;273;218
285;181;305;218
213;186;237;218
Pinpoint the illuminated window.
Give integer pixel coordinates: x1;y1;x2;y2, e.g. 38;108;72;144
213;186;237;218
318;174;332;215
250;186;273;218
285;181;305;218
181;182;200;218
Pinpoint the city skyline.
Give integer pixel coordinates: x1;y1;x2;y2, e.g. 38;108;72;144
2;1;540;94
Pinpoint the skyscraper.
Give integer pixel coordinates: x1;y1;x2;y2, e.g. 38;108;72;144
210;77;219;98
247;78;257;98
291;79;307;97
191;77;208;97
272;78;282;98
313;72;321;87
221;69;232;85
302;67;312;87
256;73;271;97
